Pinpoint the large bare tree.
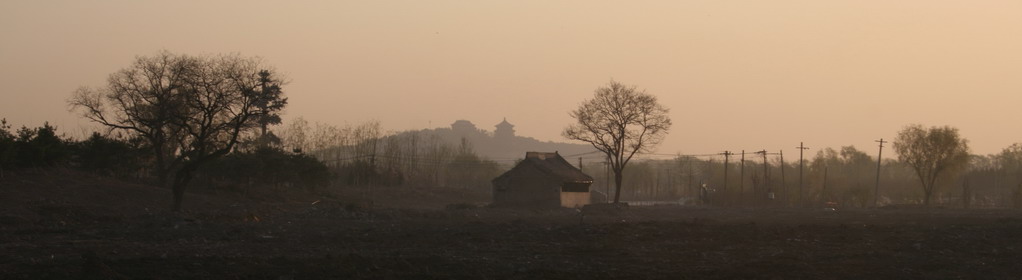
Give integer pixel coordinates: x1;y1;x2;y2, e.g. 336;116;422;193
998;143;1022;180
70;51;286;211
563;80;671;203
997;143;1022;207
893;124;970;206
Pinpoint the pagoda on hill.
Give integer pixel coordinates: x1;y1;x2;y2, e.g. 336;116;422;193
495;118;515;139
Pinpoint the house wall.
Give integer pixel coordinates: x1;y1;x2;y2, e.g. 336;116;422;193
492;165;561;208
560;191;590;208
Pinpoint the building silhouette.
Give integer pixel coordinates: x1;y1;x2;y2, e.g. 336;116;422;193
492;151;594;208
494;118;515;139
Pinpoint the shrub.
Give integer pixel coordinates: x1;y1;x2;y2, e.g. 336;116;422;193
72;132;146;177
0;121;71;169
198;147;331;192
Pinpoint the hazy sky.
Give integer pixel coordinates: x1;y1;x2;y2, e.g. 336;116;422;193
3;1;1021;157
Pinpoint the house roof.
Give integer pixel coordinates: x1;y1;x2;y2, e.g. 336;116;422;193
495;152;594;183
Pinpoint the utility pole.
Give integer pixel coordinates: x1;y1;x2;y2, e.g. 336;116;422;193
874;138;887;208
756;150;769;197
740;150;746;202
721;151;733;194
797;142;809;208
579;157;583;172
779;150;787;206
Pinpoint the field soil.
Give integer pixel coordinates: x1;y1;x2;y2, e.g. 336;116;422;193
2;169;1022;279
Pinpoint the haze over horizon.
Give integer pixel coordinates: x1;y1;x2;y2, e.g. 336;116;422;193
3;1;1021;156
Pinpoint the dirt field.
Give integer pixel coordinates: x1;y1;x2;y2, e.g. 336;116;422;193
2;170;1022;279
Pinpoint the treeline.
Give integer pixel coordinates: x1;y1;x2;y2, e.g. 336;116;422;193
13;50;507;211
0;119;330;194
1;115;504;196
196;147;330;194
0;120;143;176
583;145;1022;208
273;117;503;193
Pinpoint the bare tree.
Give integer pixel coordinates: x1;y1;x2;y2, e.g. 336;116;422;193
70;52;190;189
423;135;454;187
893;124;970;206
998;143;1022;182
70;51;286;211
280;117;311;153
563;80;671;203
806;146;875;207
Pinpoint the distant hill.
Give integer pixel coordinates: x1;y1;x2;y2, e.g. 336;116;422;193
393;119;597;161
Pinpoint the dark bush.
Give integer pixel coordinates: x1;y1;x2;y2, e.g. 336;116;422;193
335;160;405;186
0;119;15;170
72;132;146;177
0;121;72;169
198;147;331;192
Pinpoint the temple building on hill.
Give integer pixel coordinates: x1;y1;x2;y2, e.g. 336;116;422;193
494;118;515;139
429;118;595;161
450;120;478;135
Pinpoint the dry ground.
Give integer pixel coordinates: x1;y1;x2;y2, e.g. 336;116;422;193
2;169;1021;279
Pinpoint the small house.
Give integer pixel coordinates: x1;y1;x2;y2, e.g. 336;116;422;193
492;152;594;208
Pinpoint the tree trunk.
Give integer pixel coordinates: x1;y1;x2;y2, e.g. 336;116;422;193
923;175;939;206
154;145;168;188
914;170;931;206
171;167;195;212
922;181;934;206
613;169;624;204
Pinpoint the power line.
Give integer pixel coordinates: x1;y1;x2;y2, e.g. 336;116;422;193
315;148;790;166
